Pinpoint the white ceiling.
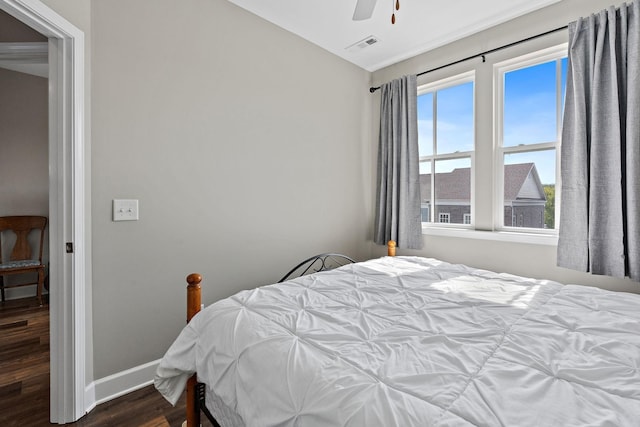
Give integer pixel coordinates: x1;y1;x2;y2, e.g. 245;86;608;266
227;0;562;72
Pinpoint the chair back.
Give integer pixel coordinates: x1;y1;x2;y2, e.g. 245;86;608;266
0;216;48;263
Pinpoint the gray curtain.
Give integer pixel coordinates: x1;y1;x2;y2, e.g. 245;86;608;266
374;75;423;250
558;1;640;280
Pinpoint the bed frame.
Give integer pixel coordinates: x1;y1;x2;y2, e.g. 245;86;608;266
182;241;397;427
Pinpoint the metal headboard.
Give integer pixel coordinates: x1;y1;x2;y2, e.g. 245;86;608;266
278;253;356;283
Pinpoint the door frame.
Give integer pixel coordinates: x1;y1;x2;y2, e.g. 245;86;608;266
0;0;87;423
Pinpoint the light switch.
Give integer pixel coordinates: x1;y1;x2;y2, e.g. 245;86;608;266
113;199;139;221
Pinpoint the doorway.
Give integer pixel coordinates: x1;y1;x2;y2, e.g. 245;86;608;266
0;0;88;424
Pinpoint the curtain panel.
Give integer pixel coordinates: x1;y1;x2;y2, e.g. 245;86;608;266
558;1;640;280
374;75;423;250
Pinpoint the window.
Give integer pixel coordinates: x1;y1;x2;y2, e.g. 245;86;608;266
411;42;566;244
418;72;474;226
421;204;430;222
496;49;566;231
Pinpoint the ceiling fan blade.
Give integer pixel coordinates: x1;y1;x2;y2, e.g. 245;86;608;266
352;0;377;21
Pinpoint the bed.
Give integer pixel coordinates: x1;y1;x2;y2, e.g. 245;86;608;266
154;242;640;426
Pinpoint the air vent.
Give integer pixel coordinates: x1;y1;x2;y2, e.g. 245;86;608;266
345;36;380;53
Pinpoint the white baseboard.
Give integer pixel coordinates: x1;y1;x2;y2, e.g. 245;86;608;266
88;359;161;409
85;382;96;414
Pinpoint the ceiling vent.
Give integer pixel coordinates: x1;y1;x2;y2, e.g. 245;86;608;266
345;36;380;53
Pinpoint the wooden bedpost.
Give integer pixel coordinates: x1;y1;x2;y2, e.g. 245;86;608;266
187;273;202;323
387;240;396;257
185;273;202;427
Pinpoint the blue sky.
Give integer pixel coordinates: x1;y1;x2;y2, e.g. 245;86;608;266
418;58;567;185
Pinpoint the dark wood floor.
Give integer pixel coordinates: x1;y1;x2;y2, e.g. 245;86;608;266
0;296;213;427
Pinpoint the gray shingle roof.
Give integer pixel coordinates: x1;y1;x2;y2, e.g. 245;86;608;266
420;163;545;202
420;167;470;201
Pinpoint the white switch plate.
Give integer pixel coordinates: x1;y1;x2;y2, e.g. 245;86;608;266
113;199;139;221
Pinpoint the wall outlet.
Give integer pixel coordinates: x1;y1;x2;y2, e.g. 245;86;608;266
113;199;139;221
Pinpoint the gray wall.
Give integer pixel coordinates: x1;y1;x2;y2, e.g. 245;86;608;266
87;0;370;378
0;69;48;215
370;0;638;294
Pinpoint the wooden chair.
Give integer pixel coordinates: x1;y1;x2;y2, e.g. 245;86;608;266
0;216;48;305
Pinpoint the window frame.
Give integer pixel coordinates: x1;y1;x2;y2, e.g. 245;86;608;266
417;71;476;229
493;44;567;235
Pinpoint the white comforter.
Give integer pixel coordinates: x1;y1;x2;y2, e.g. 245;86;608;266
155;256;640;426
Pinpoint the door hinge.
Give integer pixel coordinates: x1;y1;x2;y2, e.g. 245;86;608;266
66;242;74;253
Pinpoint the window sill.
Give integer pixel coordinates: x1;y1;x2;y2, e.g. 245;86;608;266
422;226;558;246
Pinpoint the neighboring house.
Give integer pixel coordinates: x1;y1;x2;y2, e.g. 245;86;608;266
502;163;548;228
420;166;472;225
420;163;547;228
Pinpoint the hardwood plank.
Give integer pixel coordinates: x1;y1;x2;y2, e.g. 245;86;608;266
139;415;171;427
0;380;22;398
0;297;217;427
0;319;28;330
0;297;50;427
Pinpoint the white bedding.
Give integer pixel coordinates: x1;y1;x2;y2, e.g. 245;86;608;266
155;256;640;426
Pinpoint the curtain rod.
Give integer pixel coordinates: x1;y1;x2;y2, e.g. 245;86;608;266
369;25;569;93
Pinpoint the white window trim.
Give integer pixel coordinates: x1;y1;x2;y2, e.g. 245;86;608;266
418;70;476;96
422;226;559;246
493;44;567;235
439;212;451;223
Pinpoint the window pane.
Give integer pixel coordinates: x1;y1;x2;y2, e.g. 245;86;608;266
433;158;471;225
504;150;555;229
436;82;474;154
504;61;556;146
419;161;432;223
418;75;475;228
417;92;433;156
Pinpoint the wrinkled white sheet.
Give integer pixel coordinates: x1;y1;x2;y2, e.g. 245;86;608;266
154;256;640;426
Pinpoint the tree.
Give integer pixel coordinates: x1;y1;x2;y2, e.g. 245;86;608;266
544;185;555;229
